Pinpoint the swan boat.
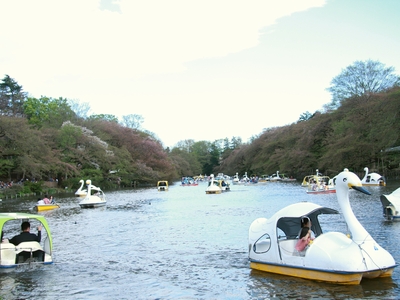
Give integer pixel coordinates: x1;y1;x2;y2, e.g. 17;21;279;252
361;167;386;186
248;169;396;285
75;179;88;197
380;187;400;220
157;181;169;191
206;174;222;194
79;180;106;208
0;213;53;269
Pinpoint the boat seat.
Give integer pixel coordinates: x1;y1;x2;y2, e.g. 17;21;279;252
279;239;297;255
15;242;45;264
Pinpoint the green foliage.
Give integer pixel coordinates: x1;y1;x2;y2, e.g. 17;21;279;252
23;96;77;128
21;181;43;194
89;114;119;123
0;75;26;116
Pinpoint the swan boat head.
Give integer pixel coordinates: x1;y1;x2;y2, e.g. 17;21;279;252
75;179;87;197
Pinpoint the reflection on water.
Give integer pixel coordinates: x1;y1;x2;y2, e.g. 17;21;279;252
1;181;400;299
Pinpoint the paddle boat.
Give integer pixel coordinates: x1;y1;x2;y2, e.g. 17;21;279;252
205;174;222;194
248;169;396;285
34;203;60;212
258;175;270;184
306;177;336;194
157;181;169;191
233;172;250;185
75;179;87;197
0;212;54;268
181;177;199;186
380;187;400;220
232;173;240;185
361;167;386;186
79;180;106;208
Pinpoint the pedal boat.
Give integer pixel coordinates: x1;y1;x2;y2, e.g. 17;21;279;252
361;167;386;186
34;203;60;212
206;174;222;194
248;169;397;285
79;180;106;208
380;187;400;220
157;181;169;191
0;212;53;269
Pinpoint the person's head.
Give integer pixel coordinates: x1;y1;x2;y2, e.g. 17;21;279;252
21;221;30;232
301;216;311;228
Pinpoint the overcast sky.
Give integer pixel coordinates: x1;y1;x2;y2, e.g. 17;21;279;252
1;0;399;147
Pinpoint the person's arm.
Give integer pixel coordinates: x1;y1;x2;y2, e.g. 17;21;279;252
36;225;42;242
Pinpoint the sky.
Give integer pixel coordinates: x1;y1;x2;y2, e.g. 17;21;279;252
1;0;400;148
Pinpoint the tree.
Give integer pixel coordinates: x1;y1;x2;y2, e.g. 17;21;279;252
88;114;119;123
68;99;91;119
326;60;400;109
120;114;144;130
0;75;27;116
23;96;77;129
298;111;314;122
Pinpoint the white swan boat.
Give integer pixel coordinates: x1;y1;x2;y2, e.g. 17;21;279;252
79;180;106;208
205;174;222;194
75;179;87;197
380;187;400;220
248;169;396;285
0;213;54;268
361;167;386;186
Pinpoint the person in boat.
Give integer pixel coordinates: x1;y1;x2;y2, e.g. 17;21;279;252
295;216;315;252
37;198;45;205
9;221;42;246
43;195;51;204
50;195;55;204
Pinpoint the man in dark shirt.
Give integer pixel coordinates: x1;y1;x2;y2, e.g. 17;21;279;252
9;221;42;245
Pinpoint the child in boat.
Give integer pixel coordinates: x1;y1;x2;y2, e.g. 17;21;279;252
43;195;50;204
295;216;315;252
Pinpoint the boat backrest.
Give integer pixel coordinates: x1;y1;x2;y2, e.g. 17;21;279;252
15;242;45;263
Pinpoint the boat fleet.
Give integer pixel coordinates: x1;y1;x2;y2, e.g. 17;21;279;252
1;167;398;284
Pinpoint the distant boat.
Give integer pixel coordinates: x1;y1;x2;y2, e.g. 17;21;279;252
361;167;386;186
157;181;169;191
205;174;222;194
380;187;400;220
79;180;106;208
34;203;60;212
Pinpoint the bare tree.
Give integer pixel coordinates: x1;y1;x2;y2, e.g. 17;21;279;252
120;114;144;130
326;60;400;109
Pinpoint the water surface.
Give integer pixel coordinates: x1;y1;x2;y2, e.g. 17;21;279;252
0;181;399;299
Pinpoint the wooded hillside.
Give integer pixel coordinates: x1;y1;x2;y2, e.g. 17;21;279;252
216;87;400;179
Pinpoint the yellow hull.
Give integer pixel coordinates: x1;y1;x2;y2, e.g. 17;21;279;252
35;204;60;212
250;262;363;285
206;190;222;194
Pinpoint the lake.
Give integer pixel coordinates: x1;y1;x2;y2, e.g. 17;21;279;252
0;179;400;299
